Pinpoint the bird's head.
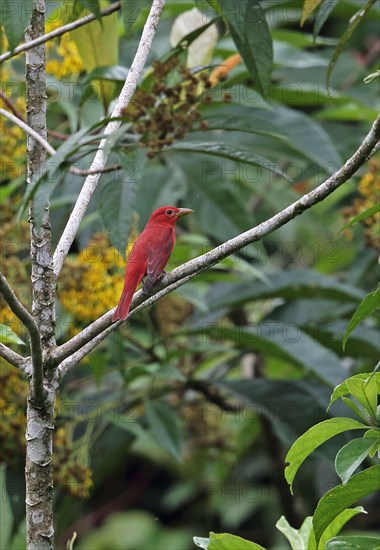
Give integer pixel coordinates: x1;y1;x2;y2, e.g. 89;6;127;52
149;206;193;226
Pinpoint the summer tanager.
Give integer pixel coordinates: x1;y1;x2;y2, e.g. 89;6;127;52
112;206;193;322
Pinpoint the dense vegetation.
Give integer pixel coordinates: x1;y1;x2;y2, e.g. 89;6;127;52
0;1;379;549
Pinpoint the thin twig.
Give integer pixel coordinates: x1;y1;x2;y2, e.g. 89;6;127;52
0;2;121;65
55;115;380;376
53;0;167;277
0;272;44;393
0;90;23;117
0;342;25;370
70;164;122;176
0;108;122;176
0;108;55;154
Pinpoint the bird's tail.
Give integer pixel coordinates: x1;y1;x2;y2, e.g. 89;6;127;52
112;288;134;322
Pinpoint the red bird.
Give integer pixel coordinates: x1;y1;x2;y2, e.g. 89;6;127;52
112;206;193;322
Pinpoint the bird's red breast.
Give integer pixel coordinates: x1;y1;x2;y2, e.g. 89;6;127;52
112;206;193;322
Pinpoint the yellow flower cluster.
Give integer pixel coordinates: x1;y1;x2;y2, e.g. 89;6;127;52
343;158;380;250
45;20;84;78
0;363;27;465
59;233;128;327
0;67;26;181
54;427;93;498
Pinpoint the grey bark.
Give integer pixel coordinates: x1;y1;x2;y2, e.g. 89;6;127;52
25;1;57;548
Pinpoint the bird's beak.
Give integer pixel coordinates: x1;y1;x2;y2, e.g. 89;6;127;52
176;208;193;218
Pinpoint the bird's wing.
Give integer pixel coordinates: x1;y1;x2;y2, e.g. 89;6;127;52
142;228;174;294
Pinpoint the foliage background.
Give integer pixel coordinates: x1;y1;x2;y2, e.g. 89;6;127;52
0;0;379;548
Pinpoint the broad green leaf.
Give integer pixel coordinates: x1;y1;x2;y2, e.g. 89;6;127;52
313;465;380;543
326;535;380;550
318;507;366;550
210;321;343;385
313;0;339;40
329;373;380;410
301;0;324;27
0;324;25;346
339;204;380;233
341;397;368;423
285;418;368;492
70;2;118;72
205;269;363;312
167;142;289;180
223;0;273;97
217;379;332;445
144;399;183;461
335;437;378;484
326;0;377;89
203;104;342;172
276;515;313;550
75;0;102;20
19;127;90;224
345;376;378;419
0;464;12;550
343;285;380;350
208;532;266;550
99;150;146;257
0;0;33;51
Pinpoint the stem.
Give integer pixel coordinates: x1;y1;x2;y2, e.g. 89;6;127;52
54;114;380;375
0;1;121;65
53;0;167;277
25;1;56;548
0;271;42;380
0;343;25;370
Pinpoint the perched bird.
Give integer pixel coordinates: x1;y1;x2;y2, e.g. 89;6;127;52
112;206;193;322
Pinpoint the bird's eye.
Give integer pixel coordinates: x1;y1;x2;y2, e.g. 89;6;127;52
166;209;174;216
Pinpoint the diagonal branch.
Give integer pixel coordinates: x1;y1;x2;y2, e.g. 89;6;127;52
53;0;166;277
0;272;43;388
55;114;380;377
0;2;121;65
0;342;25;370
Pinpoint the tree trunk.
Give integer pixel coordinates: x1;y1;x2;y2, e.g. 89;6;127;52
25;1;57;548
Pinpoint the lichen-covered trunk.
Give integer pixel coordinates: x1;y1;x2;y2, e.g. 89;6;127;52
25;1;57;548
25;390;55;549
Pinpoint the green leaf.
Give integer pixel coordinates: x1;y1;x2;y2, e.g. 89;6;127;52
75;0;102;20
276;515;313;550
0;464;13;550
318;507;366;550
343;285;380;350
0;0;33;51
144;399;183;461
345;375;379;419
339;204;380;233
18;127;90;224
326;0;377;89
0;324;25;346
70;3;118;72
335;437;378;485
301;0;324;27
168;142;289;180
208;532;266;550
285;418;368;492
329;373;380;411
313;465;380;543
217;379;332;445
326;535;380;550
314;0;339;40
223;0;273;97
206;269;363;313
99;150;146;257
